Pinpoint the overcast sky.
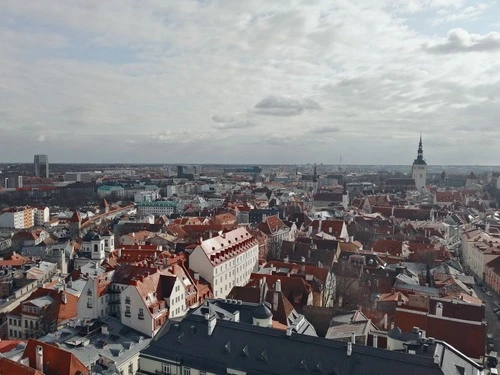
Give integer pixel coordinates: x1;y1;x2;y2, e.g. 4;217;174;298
1;0;500;165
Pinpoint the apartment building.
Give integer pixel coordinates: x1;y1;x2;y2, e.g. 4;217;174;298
189;227;259;298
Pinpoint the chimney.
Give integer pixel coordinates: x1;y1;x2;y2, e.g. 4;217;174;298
36;345;43;372
275;279;281;292
435;302;443;317
273;290;279;312
117;247;122;258
373;334;378;348
233;310;240;322
207;314;216;336
347;342;352;356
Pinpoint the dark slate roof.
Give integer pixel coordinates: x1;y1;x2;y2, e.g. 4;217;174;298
141;307;445;375
253;302;273;319
82;231;100;242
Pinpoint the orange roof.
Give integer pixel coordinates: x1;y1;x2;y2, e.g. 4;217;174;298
256;215;287;235
0;252;28;267
0;357;43;375
23;339;88;375
308;219;345;237
372;239;403;256
10;288;78;324
0;339;26;353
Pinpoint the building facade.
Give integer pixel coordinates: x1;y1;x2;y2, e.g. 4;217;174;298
189;227;259;299
33;154;49;178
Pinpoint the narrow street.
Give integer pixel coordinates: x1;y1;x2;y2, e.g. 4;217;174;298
472;283;500;354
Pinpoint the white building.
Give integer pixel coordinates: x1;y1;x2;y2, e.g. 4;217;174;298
33;206;50;226
134;190;160;203
411;135;427;192
0;207;35;229
78;267;187;337
136;201;178;217
189;227;259;298
97;185;125;198
461;228;500;279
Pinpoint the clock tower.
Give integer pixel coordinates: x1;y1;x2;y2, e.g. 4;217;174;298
412;135;427;192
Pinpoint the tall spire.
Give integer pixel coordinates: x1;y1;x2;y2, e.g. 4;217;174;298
413;134;426;165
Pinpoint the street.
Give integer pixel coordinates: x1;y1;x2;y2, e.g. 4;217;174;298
472;283;500;354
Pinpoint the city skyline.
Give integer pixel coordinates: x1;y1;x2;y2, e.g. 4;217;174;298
1;1;500;164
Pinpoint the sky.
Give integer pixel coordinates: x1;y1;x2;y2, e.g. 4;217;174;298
1;0;500;165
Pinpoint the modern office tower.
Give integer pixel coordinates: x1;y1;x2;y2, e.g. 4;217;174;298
34;154;49;178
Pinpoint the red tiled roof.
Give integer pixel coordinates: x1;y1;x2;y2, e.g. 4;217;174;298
256;215;287;235
372;239;403;256
10;288;78;324
0;340;25;353
0;357;43;375
308;219;345;237
23;339;89;375
0;252;28;267
435;191;463;203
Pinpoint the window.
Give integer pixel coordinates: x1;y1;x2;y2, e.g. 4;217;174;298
25;320;28;328
125;306;131;317
87;297;93;308
87;289;92;296
138;308;144;320
125;296;131;304
183;368;190;375
9;318;12;325
128;362;133;375
162;363;172;374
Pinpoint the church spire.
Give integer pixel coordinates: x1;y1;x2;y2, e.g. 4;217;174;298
414;133;426;165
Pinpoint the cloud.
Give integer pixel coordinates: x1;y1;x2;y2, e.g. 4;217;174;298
424;29;500;53
312;126;340;134
1;1;500;164
253;95;321;116
211;114;255;129
432;3;488;25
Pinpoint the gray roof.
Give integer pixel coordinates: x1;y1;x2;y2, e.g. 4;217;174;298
141;303;445;375
39;317;151;372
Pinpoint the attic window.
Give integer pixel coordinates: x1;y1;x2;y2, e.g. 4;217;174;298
299;358;308;370
241;345;250;357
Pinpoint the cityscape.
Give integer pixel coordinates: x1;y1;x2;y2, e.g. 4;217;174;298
0;140;499;374
2;1;500;374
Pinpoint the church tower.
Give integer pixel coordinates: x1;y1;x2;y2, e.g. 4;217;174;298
412;134;427;192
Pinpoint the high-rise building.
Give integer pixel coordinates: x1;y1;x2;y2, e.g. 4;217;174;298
34;154;49;178
411;135;427;192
